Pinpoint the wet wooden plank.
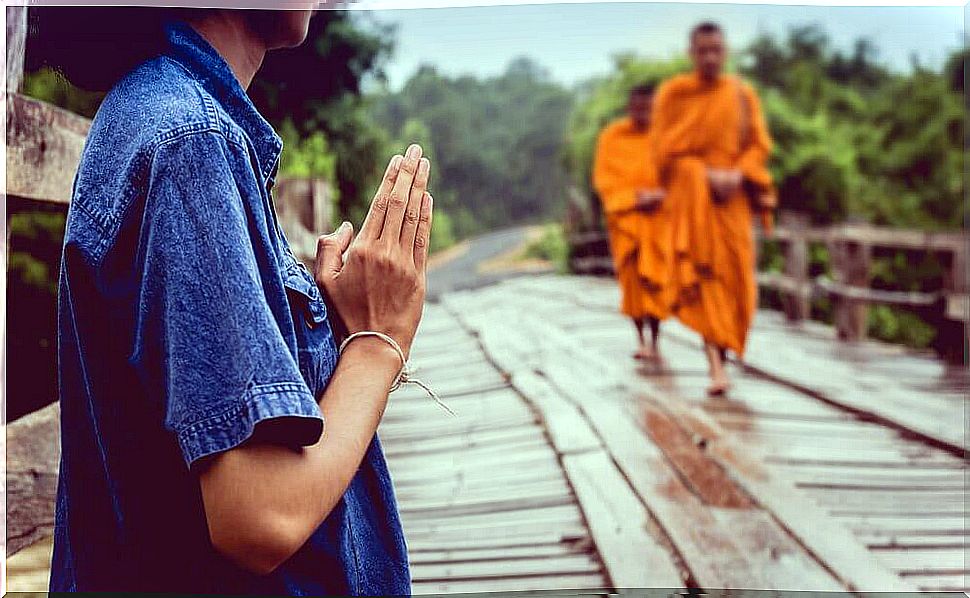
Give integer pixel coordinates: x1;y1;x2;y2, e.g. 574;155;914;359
379;305;609;592
464;277;932;592
562;450;685;589
448;288;850;591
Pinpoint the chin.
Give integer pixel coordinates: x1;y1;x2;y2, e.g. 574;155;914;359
252;9;313;50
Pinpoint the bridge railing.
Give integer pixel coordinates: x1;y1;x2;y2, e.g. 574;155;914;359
565;191;968;348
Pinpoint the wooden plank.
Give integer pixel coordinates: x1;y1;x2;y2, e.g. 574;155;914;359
6;93;90;204
907;574;969;591
396;487;572;518
409;553;600;581
405;529;589;552
541;364;839;590
6;402;61;556
562;450;685;589
403;517;587;545
448;291;848;591
630;383;921;591
409;543;587;564
6;6;27;94
463;280;920;592
5;535;53;592
871;548;968;573
846;517;968;536
411;573;606;594
507;369;601;455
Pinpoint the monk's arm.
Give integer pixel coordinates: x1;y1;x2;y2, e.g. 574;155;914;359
648;82;677;175
736;85;773;183
592;133;637;214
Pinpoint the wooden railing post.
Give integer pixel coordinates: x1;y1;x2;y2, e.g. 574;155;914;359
830;227;872;341
310;178;332;235
779;212;810;323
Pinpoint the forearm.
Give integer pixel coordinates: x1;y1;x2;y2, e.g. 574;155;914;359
200;337;400;573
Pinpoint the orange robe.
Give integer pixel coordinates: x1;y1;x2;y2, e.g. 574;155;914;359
651;73;774;356
592;117;674;321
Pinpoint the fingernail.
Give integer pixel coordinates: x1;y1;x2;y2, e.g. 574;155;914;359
407;144;421;158
419;157;430;171
392;155;403;169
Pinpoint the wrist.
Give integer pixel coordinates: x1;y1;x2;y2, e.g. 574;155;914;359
340;335;402;374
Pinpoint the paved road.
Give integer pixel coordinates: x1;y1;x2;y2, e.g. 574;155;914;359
426;226;545;301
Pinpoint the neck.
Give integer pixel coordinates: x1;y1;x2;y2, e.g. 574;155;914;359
696;71;722;86
188;12;266;90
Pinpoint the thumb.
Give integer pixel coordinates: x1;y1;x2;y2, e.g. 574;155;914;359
315;221;354;280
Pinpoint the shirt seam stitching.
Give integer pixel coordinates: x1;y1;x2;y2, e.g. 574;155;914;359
174;381;318;450
89;124;250;267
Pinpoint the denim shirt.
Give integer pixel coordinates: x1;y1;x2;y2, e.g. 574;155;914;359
50;20;410;595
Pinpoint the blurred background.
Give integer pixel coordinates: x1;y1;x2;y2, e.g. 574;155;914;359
6;3;968;592
9;2;965;422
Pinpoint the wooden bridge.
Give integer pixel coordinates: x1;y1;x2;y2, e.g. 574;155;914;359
5;10;969;593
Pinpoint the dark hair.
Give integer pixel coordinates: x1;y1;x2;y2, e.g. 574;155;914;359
630;83;656;98
690;21;723;43
25;7;207;92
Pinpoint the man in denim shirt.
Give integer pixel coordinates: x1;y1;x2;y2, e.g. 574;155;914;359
52;9;434;594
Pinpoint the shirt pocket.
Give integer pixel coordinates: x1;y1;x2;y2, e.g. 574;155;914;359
281;256;337;396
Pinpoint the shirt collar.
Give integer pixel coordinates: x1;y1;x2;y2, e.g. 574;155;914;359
163;20;283;186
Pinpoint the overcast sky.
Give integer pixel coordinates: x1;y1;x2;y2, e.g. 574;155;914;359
351;2;963;90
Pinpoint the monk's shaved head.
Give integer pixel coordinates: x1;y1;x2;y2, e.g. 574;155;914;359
689;21;727;82
627;83;655;131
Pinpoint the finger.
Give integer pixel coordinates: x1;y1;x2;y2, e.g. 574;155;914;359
315;221;355;283
399;157;430;249
380;143;422;244
413;192;433;271
359;155;403;241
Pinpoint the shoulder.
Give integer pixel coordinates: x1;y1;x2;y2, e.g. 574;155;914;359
656;73;696;97
598;118;629;142
68;57;247;262
732;76;762;100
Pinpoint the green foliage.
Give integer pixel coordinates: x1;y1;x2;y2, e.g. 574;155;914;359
521;224;569;273
7;208;67;419
8;211;67;294
22;67;104;118
562;54;688;195
370;58;574;239
250;13;394;222
868;305;937;348
429;209;457;254
278;119;338;181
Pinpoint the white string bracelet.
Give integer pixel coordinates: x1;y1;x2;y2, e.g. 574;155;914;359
339;331;456;417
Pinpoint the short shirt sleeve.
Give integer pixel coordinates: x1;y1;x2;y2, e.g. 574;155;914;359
132;130;324;468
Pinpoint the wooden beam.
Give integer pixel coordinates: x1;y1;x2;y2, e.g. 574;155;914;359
7;93;91;204
6;402;61;557
6;6;27;94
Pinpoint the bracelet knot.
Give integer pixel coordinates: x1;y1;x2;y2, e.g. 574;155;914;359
339;331;456;417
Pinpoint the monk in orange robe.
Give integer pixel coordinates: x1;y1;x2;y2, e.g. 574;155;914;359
593;84;674;359
651;22;775;394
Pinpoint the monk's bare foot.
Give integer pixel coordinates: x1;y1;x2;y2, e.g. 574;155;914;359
707;374;731;396
633;345;657;360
